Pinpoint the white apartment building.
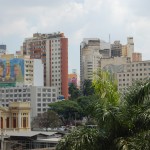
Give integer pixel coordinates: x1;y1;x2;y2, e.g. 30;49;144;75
24;57;44;86
80;38;102;87
117;60;150;92
0;86;58;118
23;32;68;99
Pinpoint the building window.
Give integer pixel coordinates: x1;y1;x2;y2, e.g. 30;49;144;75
6;117;9;128
43;103;46;107
37;103;41;107
38;108;41;112
23;117;27;128
37;93;41;97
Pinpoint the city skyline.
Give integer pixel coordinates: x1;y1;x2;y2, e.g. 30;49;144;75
0;0;150;73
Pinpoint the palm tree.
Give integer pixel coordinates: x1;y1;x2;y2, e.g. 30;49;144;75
56;71;150;150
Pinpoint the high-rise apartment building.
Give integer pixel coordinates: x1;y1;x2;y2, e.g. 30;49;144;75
80;38;101;88
22;32;68;99
111;41;122;57
99;40;111;58
0;44;6;55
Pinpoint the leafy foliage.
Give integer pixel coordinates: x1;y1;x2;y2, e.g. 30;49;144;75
32;111;61;131
82;79;95;96
49;100;83;125
56;127;100;150
69;83;81;99
56;70;150;150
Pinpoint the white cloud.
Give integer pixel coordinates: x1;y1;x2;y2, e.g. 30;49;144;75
0;0;150;72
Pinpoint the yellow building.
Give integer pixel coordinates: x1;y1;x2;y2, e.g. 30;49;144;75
0;102;31;131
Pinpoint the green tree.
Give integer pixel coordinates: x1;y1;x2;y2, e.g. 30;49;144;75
32;110;61;131
69;83;81;99
49;100;83;125
82;79;95;96
76;95;98;124
56;71;150;150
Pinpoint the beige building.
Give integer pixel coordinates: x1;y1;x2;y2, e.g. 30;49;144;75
101;57;131;73
0;102;31;131
117;60;150;92
80;38;102;88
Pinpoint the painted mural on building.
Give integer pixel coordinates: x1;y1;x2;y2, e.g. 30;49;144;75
68;74;77;86
0;58;24;85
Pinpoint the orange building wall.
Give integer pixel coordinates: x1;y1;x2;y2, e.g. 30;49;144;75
132;52;142;62
61;38;68;99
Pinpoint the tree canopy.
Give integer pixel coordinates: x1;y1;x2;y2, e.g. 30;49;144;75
56;70;150;150
82;79;95;96
69;83;81;99
49;100;83;125
32;110;61;131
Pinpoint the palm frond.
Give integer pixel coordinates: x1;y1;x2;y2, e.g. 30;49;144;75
123;79;150;106
56;127;100;150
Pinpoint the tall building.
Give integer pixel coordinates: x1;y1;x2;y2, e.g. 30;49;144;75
80;38;101;88
122;37;136;62
22;32;68;99
111;41;122;57
99;40;111;58
24;56;44;86
126;37;134;61
0;44;6;55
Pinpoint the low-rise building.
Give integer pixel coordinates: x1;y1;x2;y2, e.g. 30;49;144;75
0;86;58;118
0;101;31;132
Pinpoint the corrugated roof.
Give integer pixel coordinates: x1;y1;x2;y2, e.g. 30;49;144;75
4;131;57;137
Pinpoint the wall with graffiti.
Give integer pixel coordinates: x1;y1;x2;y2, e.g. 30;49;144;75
0;58;24;86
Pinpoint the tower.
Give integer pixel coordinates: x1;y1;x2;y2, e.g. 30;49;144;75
22;32;68;99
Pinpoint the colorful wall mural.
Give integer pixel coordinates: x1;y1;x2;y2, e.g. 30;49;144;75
0;58;24;86
68;74;77;86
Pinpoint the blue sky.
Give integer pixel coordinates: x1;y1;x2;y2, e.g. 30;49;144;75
0;0;150;74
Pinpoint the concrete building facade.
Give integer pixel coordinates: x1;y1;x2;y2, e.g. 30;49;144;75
0;86;58;118
117;60;150;92
111;41;122;57
24;56;44;86
80;38;101;88
22;32;68;99
132;52;142;62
